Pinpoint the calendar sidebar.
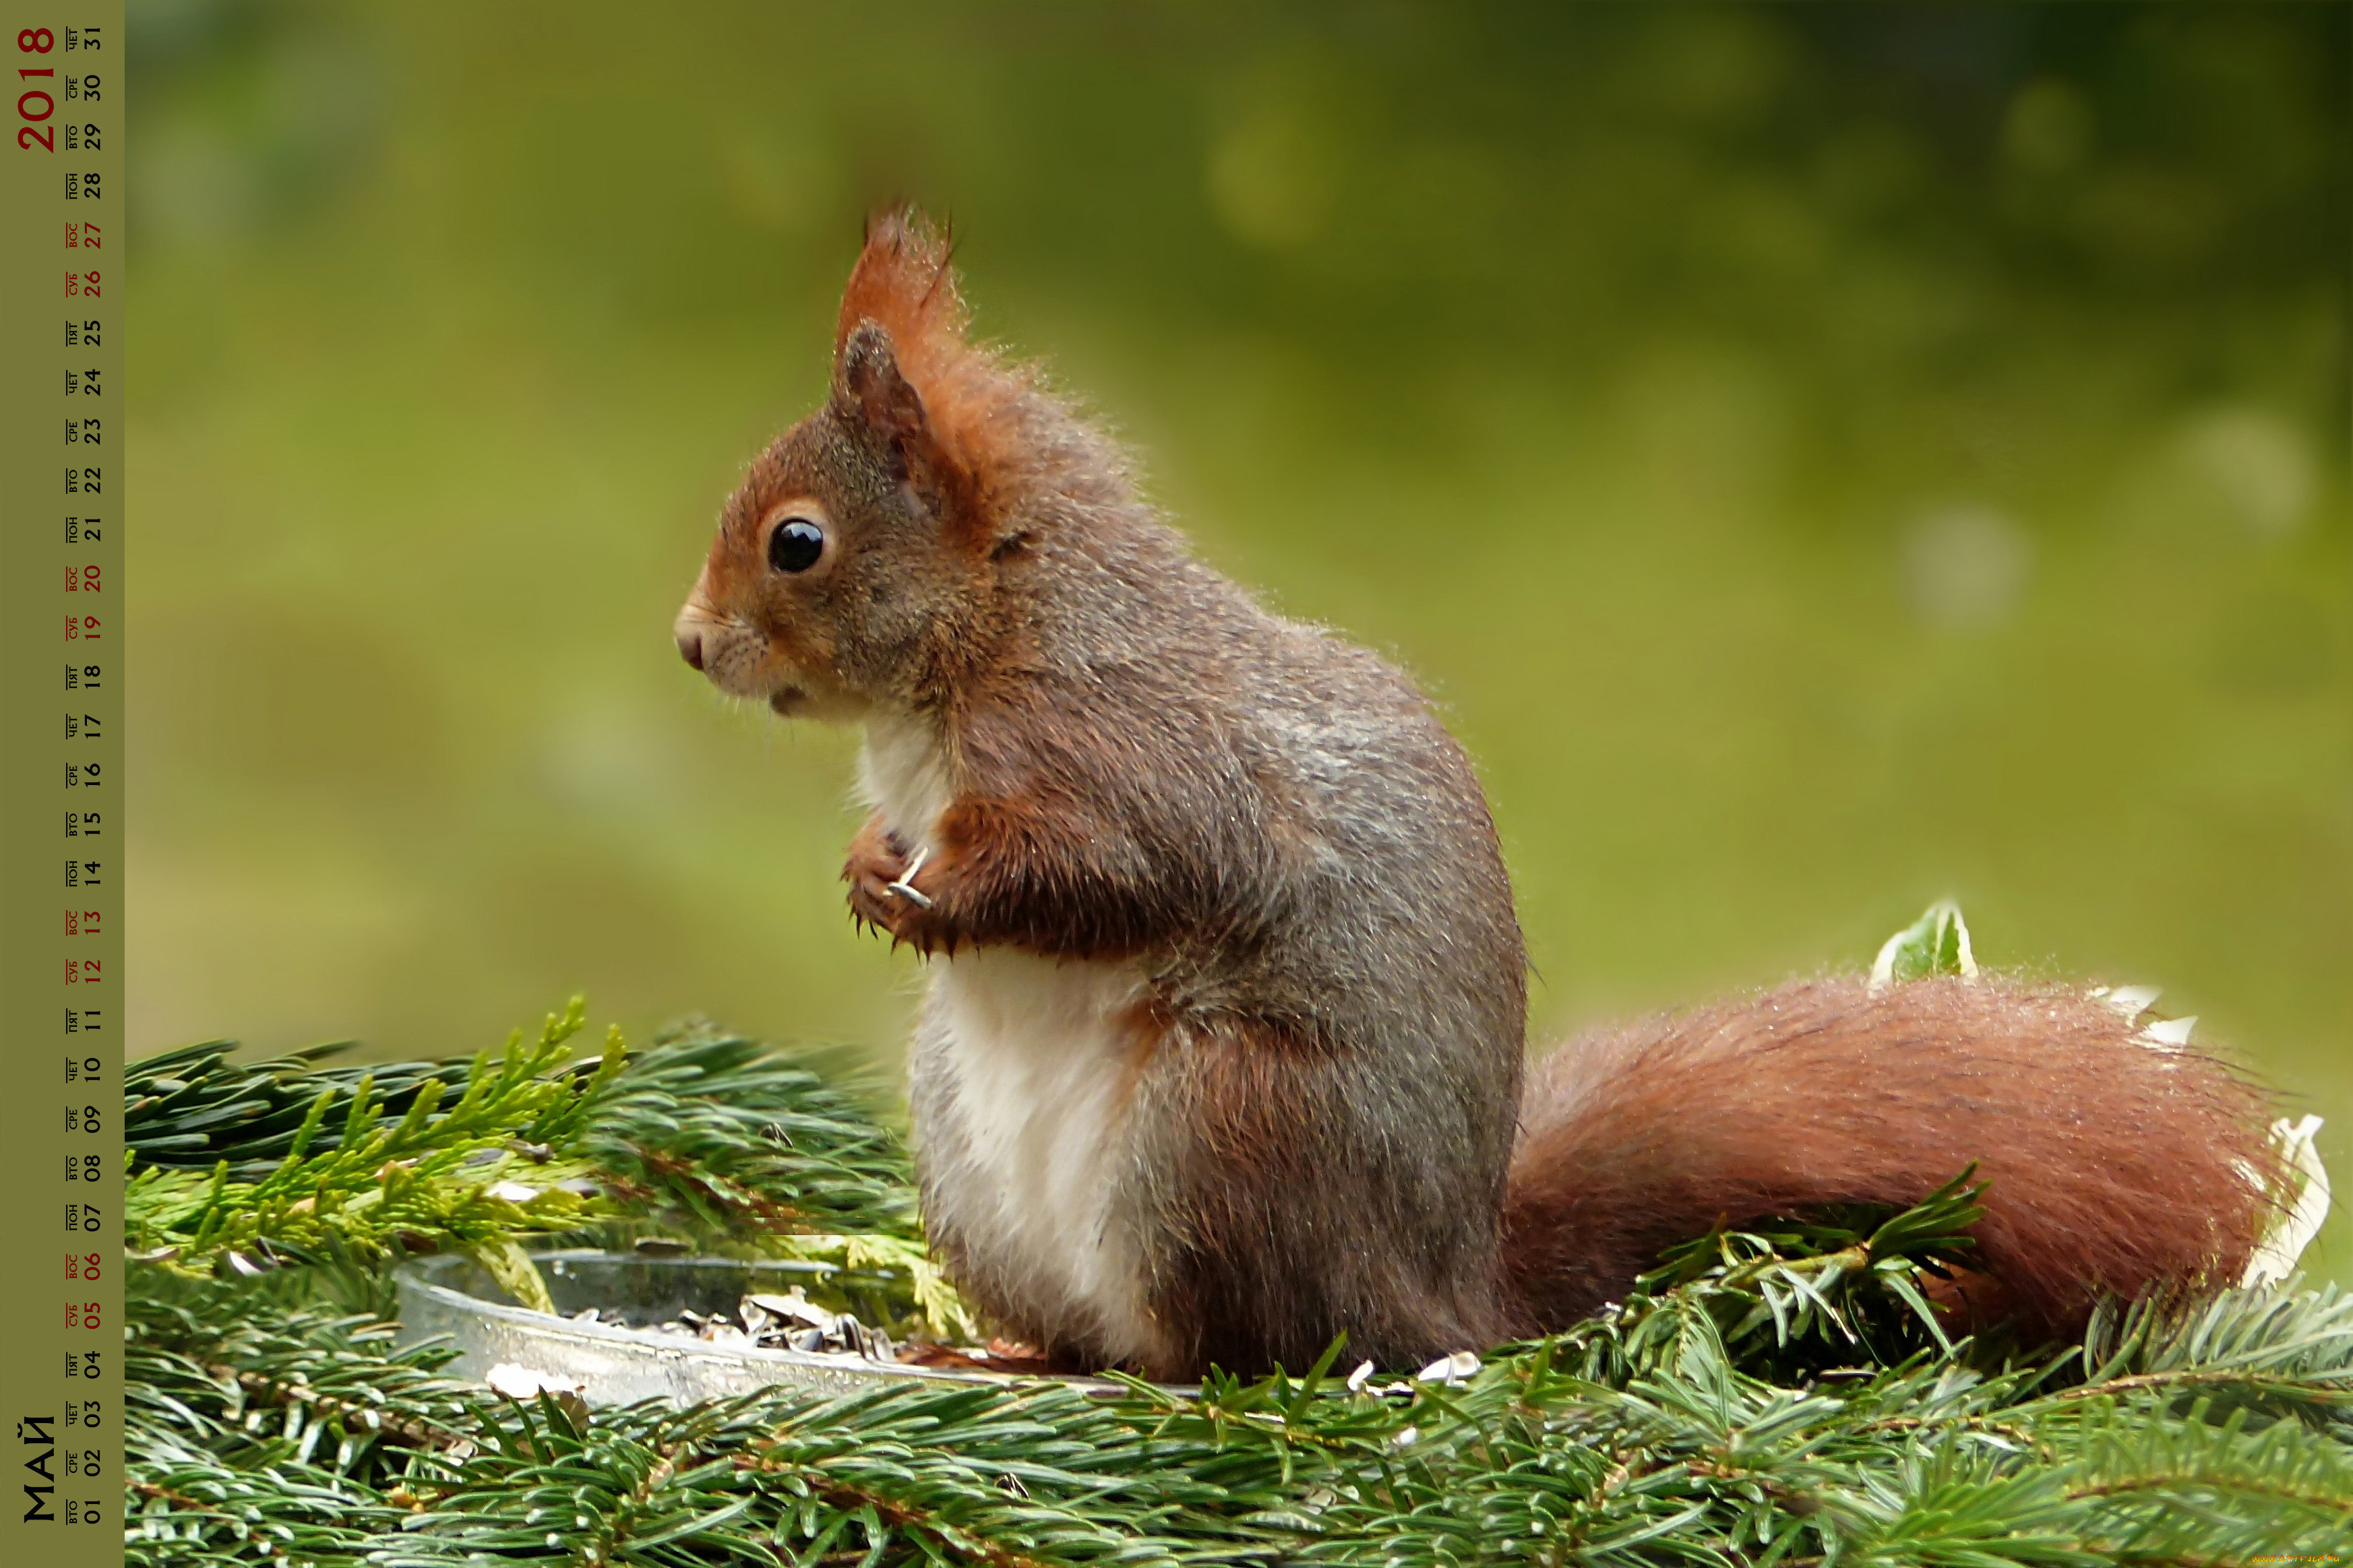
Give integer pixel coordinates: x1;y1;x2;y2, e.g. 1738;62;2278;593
3;5;121;1556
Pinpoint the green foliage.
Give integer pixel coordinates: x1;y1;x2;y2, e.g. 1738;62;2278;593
572;1021;920;1248
124;1005;2353;1565
126;1227;2353;1566
127;999;621;1181
125;1003;949;1331
1871;899;1978;989
2077;1284;2353;1435
127;1002;614;1282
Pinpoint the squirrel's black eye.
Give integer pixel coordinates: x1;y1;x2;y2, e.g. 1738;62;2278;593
768;519;826;574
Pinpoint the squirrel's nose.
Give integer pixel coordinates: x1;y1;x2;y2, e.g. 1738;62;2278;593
673;615;707;672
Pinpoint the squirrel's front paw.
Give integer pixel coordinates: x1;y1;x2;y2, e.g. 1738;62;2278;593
843;818;954;954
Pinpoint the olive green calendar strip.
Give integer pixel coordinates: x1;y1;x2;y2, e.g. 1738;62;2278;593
1;4;119;1557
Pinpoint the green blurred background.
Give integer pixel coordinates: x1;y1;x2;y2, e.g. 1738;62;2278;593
127;3;2348;1279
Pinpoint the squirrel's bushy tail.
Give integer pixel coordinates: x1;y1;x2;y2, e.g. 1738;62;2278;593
1502;976;2288;1343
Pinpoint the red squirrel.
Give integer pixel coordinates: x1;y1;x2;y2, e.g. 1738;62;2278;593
673;211;2290;1379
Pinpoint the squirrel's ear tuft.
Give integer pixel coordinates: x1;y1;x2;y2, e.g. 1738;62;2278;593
829;206;1031;543
833;206;968;403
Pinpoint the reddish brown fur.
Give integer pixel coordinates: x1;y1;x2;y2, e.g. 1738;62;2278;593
1114;995;1174;1107
1504;975;2289;1343
843;788;1169;963
1132;1013;1512;1376
847;683;1256;963
832;211;1043;543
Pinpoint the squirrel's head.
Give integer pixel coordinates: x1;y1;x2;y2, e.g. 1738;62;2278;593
674;208;1042;720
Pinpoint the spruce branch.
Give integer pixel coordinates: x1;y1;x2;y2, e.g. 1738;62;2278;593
122;1005;2353;1567
123;1002;958;1335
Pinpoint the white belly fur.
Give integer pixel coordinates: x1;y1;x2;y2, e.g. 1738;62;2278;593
860;718;1155;1362
918;951;1154;1358
857;713;954;856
